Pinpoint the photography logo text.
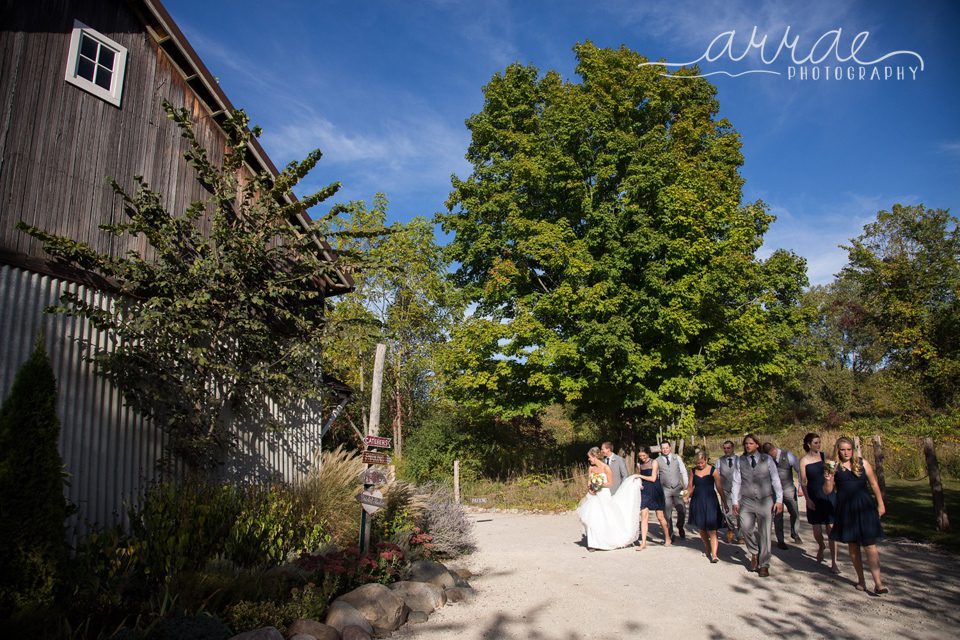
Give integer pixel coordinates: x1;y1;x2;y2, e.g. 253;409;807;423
640;26;923;81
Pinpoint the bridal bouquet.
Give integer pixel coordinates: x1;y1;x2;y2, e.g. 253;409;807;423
588;472;605;493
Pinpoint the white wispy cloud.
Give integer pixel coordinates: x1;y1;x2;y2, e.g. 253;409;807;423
758;191;922;285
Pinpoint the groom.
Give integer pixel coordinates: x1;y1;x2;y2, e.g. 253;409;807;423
601;442;628;494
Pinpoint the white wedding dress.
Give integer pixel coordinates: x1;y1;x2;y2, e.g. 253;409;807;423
576;474;643;550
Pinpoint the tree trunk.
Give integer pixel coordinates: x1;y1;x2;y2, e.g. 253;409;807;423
872;435;886;498
923;437;951;532
392;386;403;458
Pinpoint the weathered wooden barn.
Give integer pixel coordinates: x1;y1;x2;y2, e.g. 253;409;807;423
0;0;353;536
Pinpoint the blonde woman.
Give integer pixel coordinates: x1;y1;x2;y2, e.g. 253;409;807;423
685;450;727;563
823;437;888;595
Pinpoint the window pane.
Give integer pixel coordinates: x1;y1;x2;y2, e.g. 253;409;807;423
80;34;98;61
95;65;113;90
77;56;95;82
98;46;115;70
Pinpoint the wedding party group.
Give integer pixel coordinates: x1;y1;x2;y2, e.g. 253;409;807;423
576;434;889;595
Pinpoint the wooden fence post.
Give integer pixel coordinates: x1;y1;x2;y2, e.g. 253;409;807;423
923;437;951;532
454;460;460;504
853;435;862;459
872;435;886;497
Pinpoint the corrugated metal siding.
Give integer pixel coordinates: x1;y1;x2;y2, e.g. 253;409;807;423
0;264;326;540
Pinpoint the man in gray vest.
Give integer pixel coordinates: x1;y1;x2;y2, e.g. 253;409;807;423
763;442;802;549
601;441;628;494
658;441;688;539
716;439;741;544
732;434;783;577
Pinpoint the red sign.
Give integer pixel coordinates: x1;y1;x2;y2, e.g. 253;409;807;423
363;435;392;449
362;451;390;465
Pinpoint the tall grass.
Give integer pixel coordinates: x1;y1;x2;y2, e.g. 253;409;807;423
295;446;365;547
461;465;589;511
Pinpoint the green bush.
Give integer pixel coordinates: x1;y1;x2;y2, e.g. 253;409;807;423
0;340;72;625
225;484;329;568
130;482;240;581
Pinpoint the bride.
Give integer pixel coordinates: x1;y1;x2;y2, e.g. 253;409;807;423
576;446;643;550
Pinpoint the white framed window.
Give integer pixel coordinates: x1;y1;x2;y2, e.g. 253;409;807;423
64;20;128;108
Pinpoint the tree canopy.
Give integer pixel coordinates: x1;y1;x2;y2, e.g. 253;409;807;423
439;42;809;435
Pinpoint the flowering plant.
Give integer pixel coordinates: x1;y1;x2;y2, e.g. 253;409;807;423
588;472;605;493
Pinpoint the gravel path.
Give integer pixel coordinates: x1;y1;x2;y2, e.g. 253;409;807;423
395;508;960;640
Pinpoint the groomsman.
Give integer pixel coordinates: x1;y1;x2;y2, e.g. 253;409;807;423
658;441;688;539
716;440;741;543
732;434;783;577
762;441;802;549
601;442;628;494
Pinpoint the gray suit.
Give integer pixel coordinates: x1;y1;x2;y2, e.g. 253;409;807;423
716;455;740;537
605;453;628;494
773;450;801;544
657;453;687;538
733;453;783;570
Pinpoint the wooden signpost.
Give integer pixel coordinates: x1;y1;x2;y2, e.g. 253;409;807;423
363;435;392;449
359;469;388;485
356;489;386;514
361;451;391;465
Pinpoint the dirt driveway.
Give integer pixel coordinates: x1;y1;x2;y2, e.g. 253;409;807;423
395;510;960;640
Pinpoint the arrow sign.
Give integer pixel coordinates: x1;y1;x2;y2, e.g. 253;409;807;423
356;489;386;514
362;451;390;465
359;469;388;485
363;435;392;449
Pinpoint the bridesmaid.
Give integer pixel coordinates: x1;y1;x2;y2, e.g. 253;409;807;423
636;446;672;549
824;437;888;594
800;432;839;573
685;451;727;563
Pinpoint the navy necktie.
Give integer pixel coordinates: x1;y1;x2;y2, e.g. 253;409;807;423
665;455;671;466
728;458;733;468
751;455;756;468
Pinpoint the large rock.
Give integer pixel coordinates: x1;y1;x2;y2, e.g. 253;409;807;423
325;601;373;635
341;626;372;640
336;583;408;633
229;628;284;640
287;619;339;640
289;635;315;640
408;560;456;589
389;580;446;613
444;587;477;604
407;611;430;624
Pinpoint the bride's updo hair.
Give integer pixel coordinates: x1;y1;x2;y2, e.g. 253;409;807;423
587;446;601;461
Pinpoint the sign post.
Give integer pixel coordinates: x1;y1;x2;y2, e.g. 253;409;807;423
359;345;388;554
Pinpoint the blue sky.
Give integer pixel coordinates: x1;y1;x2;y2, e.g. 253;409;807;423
164;0;959;286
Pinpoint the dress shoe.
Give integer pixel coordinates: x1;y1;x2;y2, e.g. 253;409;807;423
791;535;802;543
777;542;789;550
736;537;746;545
678;527;685;539
750;554;759;571
757;567;770;578
726;530;735;543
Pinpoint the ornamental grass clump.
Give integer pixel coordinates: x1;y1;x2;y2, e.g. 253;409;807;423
295;446;365;547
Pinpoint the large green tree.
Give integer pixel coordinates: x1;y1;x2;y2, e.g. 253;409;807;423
439;42;809;440
19;102;371;469
324;196;459;456
841;203;960;408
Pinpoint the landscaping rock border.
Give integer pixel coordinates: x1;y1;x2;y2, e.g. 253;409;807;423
228;561;475;640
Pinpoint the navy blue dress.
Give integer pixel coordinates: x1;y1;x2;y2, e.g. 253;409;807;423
829;466;884;545
638;462;665;510
804;453;836;525
688;466;726;531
